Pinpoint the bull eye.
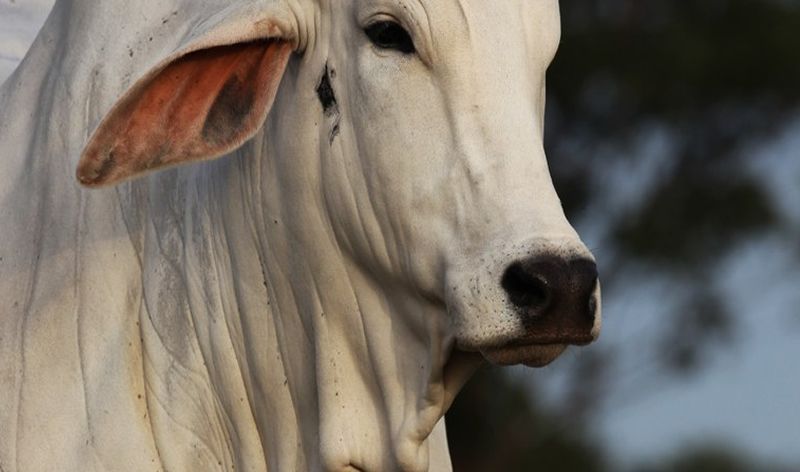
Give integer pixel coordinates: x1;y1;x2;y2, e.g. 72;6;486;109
364;21;416;54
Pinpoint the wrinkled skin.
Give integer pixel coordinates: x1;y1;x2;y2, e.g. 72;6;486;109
0;0;599;471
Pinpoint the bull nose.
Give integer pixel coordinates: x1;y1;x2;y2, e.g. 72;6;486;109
500;256;599;339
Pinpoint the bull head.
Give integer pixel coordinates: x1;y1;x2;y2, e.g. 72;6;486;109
75;0;600;469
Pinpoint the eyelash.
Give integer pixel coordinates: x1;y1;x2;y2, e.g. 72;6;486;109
364;20;416;54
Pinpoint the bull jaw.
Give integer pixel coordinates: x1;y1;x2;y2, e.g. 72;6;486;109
481;343;568;367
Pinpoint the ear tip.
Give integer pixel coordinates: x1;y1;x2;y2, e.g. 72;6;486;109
76;173;100;188
77;145;123;187
76;161;107;188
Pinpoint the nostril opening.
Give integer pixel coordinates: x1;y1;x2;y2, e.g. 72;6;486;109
584;274;600;321
588;293;597;321
501;262;551;310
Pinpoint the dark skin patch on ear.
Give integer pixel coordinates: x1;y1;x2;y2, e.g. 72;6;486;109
90;150;117;183
77;39;293;187
203;74;257;146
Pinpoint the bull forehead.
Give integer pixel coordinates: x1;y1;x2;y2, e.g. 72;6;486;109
346;0;561;134
351;0;561;65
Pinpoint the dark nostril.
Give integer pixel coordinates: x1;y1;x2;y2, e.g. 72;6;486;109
501;256;598;320
573;259;599;321
500;255;600;343
501;262;552;310
587;290;598;321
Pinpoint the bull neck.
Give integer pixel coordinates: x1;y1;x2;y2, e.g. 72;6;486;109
245;173;482;471
142;149;483;471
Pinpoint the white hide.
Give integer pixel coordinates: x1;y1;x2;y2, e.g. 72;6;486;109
0;0;598;471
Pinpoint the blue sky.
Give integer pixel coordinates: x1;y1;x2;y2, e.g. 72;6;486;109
3;0;799;466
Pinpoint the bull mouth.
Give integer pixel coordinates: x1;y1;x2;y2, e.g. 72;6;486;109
482;343;567;367
480;335;595;367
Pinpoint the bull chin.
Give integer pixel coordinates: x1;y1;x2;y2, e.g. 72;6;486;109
481;343;568;367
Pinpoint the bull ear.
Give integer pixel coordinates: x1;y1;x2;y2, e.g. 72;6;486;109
76;38;292;187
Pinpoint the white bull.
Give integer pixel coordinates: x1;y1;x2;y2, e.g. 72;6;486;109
0;0;601;470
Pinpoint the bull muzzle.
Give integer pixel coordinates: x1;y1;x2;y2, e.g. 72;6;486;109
447;241;602;368
483;255;600;367
501;255;599;343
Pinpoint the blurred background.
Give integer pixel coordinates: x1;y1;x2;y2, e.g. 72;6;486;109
2;0;798;470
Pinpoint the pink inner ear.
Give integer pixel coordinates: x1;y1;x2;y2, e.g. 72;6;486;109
77;39;292;187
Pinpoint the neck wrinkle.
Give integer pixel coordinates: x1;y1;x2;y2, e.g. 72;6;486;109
139;107;481;471
237;141;465;471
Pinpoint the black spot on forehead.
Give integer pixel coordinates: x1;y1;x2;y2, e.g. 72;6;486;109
316;63;341;144
316;63;338;115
